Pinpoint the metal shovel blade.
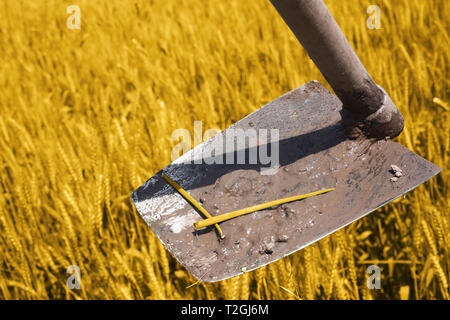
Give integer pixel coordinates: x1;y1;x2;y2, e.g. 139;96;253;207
131;81;441;282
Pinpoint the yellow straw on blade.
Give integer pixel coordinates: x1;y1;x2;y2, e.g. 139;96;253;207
162;174;225;239
194;188;335;229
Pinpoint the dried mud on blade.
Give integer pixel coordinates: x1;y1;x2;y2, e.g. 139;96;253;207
131;81;441;282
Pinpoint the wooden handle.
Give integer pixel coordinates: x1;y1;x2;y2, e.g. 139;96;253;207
270;0;404;138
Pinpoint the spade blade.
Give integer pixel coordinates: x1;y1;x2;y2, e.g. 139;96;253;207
131;81;441;282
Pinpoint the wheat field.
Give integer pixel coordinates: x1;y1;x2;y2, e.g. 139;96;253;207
0;0;448;300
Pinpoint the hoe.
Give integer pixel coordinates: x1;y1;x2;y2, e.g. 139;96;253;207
131;0;440;282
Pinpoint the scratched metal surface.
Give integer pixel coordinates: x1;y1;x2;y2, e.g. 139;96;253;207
131;81;441;282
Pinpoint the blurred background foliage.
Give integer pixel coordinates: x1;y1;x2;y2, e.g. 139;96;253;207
0;0;448;299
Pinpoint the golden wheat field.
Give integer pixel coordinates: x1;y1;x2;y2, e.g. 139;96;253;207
0;0;448;300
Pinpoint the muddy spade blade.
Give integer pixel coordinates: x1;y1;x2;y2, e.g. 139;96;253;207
131;0;441;282
131;81;440;282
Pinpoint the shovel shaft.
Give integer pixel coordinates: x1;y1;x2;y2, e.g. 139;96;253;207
270;0;404;138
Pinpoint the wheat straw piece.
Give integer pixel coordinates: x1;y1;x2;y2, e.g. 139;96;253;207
194;188;335;229
162;174;225;239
